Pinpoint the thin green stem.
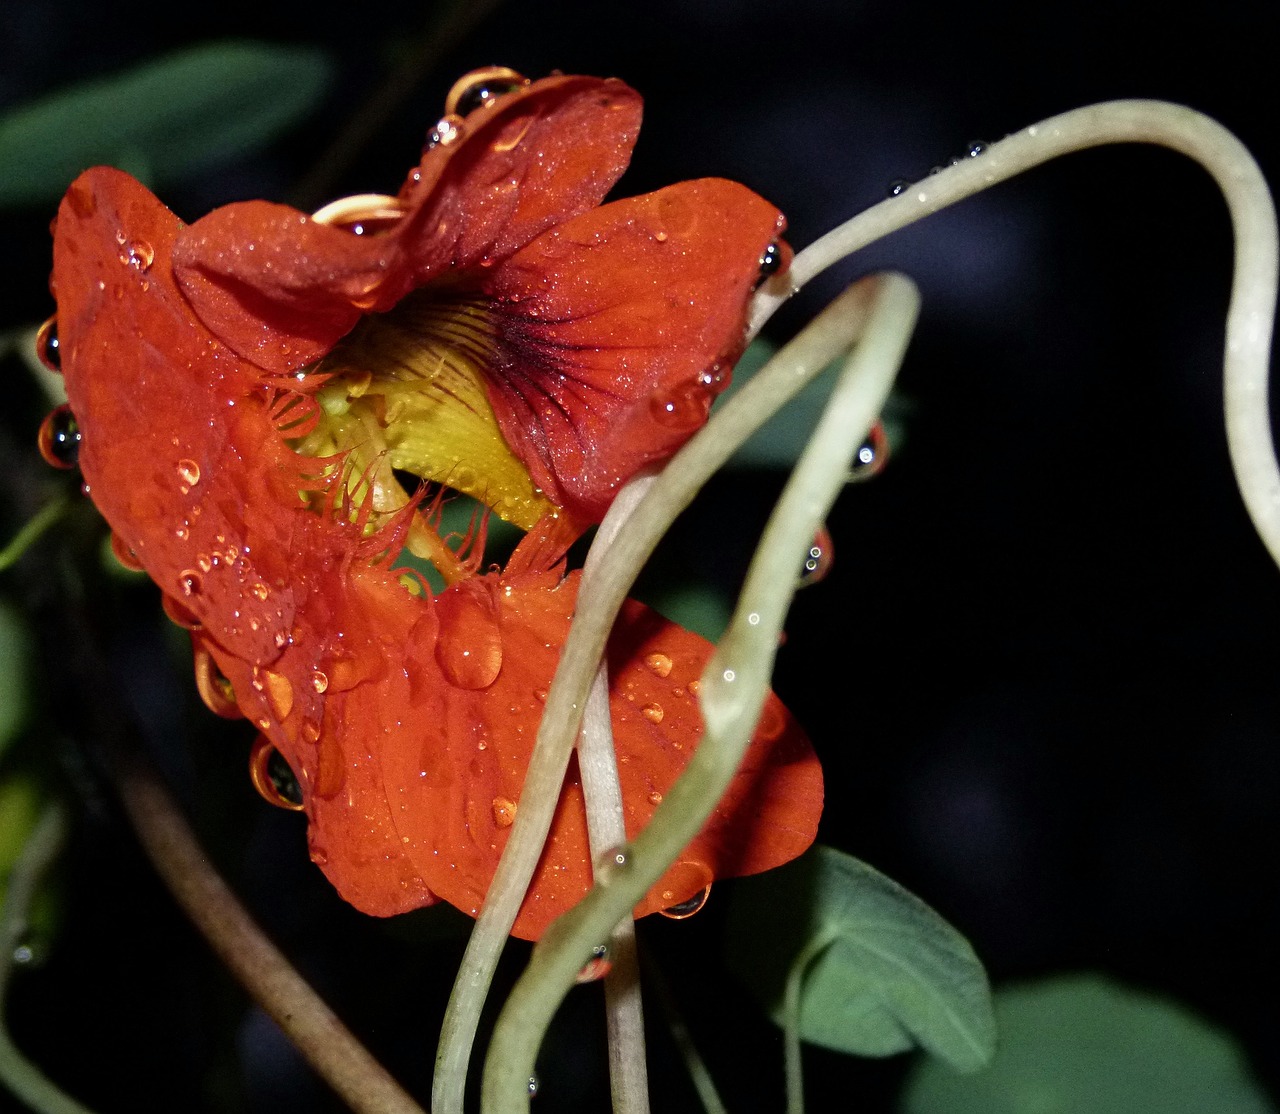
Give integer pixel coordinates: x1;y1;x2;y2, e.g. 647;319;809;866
782;929;839;1114
108;744;425;1114
481;273;921;1113
577;667;650;1114
0;499;69;573
752;101;1279;571
641;951;727;1114
0;801;99;1114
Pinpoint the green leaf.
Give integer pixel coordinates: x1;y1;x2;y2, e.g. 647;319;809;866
901;974;1276;1114
720;339;909;468
726;844;996;1071
0;42;334;208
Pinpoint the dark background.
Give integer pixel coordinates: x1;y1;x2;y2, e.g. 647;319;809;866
2;1;1277;1110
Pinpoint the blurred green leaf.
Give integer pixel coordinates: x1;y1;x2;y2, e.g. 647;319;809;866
902;974;1275;1114
645;582;732;642
726;844;996;1071
0;42;334;208
721;339;909;468
0;602;33;758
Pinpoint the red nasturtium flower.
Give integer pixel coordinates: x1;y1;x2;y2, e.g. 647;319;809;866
38;68;822;940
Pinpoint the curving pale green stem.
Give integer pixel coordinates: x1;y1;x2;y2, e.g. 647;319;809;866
752;100;1280;569
0;498;70;573
577;664;649;1114
481;272;921;1112
441;99;1278;1113
433;283;882;1113
0;802;99;1114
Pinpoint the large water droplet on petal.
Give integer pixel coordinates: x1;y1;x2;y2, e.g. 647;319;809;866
261;670;295;720
37;405;80;469
656;859;714;919
650;381;712;431
193;646;242;719
491;796;517;828
433;583;503;689
643;652;673;678
35;316;61;373
108;531;144;572
445;65;528;117
121;239;154;271
660;884;712;920
176;458;201;488
248;736;304;810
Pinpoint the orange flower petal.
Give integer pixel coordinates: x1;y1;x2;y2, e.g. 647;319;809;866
171;75;642;375
482;178;785;520
370;570;821;941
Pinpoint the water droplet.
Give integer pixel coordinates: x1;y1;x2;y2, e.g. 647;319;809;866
196;553;213;574
647;790;663;805
799;521;836;587
444;65;528;117
722;669;736;683
534;687;548;703
595;846;630;882
35;315;61;373
888;178;911;197
649;381;711;430
641;702;664;724
425;113;465;150
527;1073;539;1097
660;884;712;919
250;582;270;602
754;238;790;288
491;796;517;827
108;531;144;571
177;569;203;597
967;139;988;158
37;405;80;469
311;670;329;694
434;585;504;689
176;458;201;487
643;652;672;678
122;239;154;271
162;593;201;630
249;736;305;810
654;230;668;242
12;943;34;965
193;646;241;719
575;944;612;983
848;421;889;482
687;679;701;696
262;671;295;719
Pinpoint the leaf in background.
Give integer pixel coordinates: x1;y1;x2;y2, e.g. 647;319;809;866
0;42;334;208
720;338;909;468
0;602;32;759
901;974;1275;1114
725;844;996;1071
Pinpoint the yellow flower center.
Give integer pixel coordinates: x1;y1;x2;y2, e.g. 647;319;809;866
292;286;559;582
